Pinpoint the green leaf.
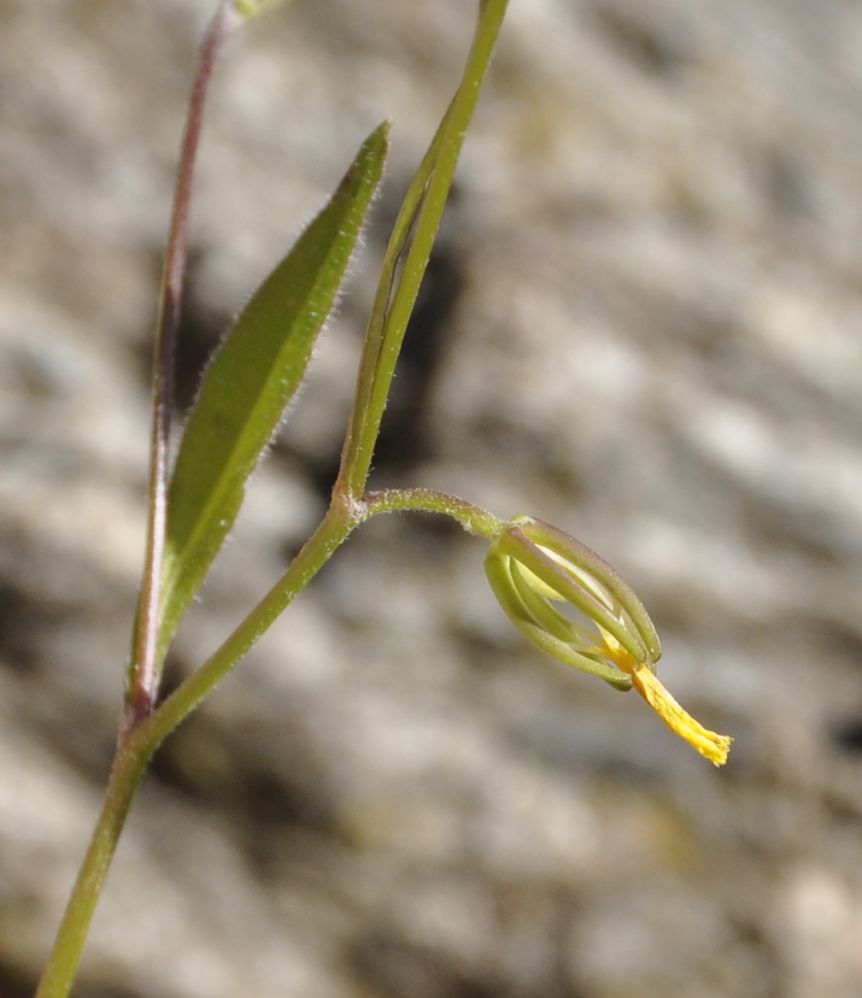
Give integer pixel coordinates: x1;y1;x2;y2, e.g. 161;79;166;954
160;121;389;656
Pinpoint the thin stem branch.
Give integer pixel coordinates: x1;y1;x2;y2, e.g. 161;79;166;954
363;488;503;538
335;0;508;498
125;3;238;732
140;502;361;746
140;485;503;779
334;124;445;497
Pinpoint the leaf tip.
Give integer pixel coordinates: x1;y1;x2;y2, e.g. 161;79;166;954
367;119;392;160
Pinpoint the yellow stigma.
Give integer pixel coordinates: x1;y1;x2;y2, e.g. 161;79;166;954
628;663;732;766
604;638;732;767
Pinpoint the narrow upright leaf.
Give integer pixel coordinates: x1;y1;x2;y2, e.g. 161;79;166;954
160;122;389;656
337;0;508;496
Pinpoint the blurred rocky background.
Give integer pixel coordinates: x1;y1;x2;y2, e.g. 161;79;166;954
2;0;862;995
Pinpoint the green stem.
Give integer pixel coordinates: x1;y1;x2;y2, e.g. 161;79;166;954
34;732;151;998
34;503;359;998
141;503;359;744
336;0;508;498
148;487;506;747
364;488;503;538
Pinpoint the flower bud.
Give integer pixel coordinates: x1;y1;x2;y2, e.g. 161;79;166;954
485;517;731;766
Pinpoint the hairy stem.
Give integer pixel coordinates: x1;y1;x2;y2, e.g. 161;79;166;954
142;503;360;744
364;488;503;538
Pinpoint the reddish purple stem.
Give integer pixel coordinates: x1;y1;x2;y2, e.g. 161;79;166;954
125;3;239;734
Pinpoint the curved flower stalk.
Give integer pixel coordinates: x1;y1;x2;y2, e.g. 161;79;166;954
485;517;732;766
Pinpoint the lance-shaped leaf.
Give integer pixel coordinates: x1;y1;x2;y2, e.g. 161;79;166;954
160;121;389;657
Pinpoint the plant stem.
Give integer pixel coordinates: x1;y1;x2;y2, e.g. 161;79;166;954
364;488;503;538
126;2;239;732
34;732;151;998
336;0;508;498
141;502;360;744
35;501;360;998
